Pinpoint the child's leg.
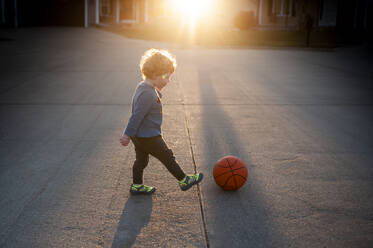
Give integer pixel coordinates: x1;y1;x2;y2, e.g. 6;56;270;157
131;138;150;184
147;136;186;181
133;148;149;184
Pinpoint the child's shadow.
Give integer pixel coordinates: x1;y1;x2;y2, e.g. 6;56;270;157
111;195;153;248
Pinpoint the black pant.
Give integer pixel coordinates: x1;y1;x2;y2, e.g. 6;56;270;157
130;135;186;184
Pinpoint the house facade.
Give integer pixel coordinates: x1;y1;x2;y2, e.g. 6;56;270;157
1;0;372;36
257;0;372;32
87;0;166;26
1;0;85;27
84;0;258;28
89;0;372;32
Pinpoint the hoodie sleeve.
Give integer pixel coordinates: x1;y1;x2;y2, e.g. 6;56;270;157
124;90;155;137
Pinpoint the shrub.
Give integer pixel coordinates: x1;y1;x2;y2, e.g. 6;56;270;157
234;11;255;30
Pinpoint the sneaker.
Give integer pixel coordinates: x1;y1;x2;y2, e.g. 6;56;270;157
130;184;156;195
179;173;204;191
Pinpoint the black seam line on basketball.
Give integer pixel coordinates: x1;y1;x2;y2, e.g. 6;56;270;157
225;158;234;175
217;164;231;168
214;167;247;179
223;176;236;190
182;103;209;248
225;158;238;189
222;175;234;188
225;157;238;170
232;172;238;189
225;158;231;168
231;158;239;167
231;174;247;180
217;160;239;168
214;170;232;179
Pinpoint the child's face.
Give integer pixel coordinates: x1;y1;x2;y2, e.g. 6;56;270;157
154;73;171;91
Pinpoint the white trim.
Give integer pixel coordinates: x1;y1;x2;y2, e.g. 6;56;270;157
95;0;99;24
273;0;293;17
84;0;88;27
120;19;136;24
281;0;284;16
319;0;338;27
136;0;139;23
275;0;292;17
132;0;136;21
259;0;263;25
116;0;120;24
145;0;148;23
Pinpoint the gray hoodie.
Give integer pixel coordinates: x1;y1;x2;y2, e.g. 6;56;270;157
124;82;162;137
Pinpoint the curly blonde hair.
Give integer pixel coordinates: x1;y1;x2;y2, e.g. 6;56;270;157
139;49;177;80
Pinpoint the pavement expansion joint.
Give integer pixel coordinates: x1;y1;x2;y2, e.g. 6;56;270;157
181;103;210;248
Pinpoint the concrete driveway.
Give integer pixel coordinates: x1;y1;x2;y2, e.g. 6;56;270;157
0;27;372;247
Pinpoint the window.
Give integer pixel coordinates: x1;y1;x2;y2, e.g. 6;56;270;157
284;0;290;15
120;0;133;20
270;0;295;17
274;0;282;15
268;0;273;16
100;0;112;16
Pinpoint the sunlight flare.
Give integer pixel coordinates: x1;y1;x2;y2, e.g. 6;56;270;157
171;0;212;20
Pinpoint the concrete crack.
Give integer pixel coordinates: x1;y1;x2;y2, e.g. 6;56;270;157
182;102;210;248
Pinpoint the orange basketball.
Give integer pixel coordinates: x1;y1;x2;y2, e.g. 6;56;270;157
213;155;248;191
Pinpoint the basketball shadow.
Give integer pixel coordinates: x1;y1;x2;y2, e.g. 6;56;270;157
111;195;152;248
194;67;285;247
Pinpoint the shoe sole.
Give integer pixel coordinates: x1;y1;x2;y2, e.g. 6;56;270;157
130;188;156;195
181;173;204;191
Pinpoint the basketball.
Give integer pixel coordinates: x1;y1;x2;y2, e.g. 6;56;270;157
213;155;248;191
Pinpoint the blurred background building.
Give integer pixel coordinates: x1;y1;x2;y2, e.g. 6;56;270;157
1;0;372;39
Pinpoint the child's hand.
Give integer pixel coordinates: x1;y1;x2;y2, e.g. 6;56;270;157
120;135;131;147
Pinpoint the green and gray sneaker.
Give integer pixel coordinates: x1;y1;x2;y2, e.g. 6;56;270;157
130;184;156;195
179;173;204;191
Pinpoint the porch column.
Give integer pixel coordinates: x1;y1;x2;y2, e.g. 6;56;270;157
145;0;148;23
258;0;263;25
133;0;136;21
116;0;120;24
84;0;88;27
96;0;99;24
136;0;140;23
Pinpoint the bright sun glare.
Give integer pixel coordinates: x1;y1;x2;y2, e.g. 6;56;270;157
171;0;212;19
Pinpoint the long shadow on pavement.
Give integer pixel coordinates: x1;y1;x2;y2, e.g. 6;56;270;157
196;68;285;247
111;195;152;248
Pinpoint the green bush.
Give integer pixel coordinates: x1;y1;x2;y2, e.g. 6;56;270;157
234;11;255;30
